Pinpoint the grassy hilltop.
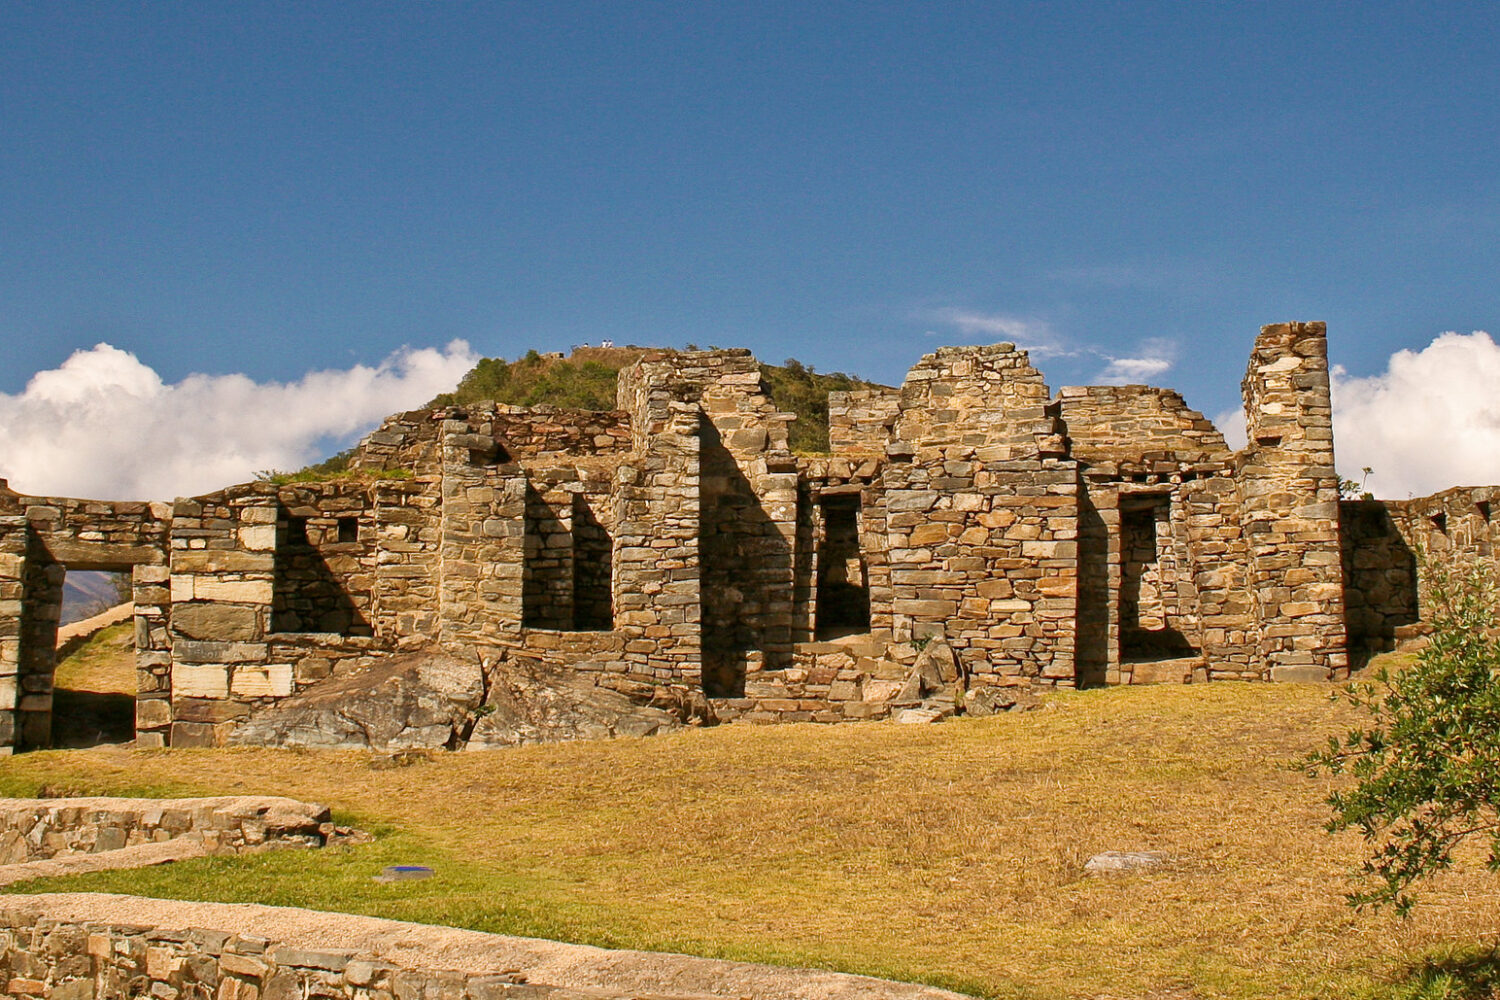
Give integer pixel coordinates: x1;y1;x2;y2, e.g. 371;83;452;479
429;346;885;453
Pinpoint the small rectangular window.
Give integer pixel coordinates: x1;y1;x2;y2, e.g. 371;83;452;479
338;517;358;543
1431;513;1447;534
286;516;309;546
1477;501;1491;522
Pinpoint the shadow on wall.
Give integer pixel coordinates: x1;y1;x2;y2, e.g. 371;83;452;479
522;484;613;631
1340;500;1418;670
815;493;870;639
272;508;370;636
700;422;792;698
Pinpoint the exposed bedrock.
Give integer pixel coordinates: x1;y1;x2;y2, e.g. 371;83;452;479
226;650;687;751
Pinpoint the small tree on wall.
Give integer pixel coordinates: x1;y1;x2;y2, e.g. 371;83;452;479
1306;557;1500;914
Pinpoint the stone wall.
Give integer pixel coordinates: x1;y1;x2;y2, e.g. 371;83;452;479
883;344;1079;688
351;406;630;474
167;483;397;747
369;479;442;648
0;493;170;753
0;894;965;1000
0;915;602;1000
0;520;25;752
0;797;331;864
1061;386;1244;686
1058;385;1232;474
1337;487;1500;661
828;389;901;454
1339;499;1420;662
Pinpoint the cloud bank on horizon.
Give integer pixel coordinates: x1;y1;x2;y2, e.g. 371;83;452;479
0;341;479;500
1;331;1494;505
1328;331;1500;500
1215;331;1500;499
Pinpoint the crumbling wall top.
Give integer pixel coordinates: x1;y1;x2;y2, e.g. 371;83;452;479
893;342;1066;459
1058;384;1231;472
619;349;794;456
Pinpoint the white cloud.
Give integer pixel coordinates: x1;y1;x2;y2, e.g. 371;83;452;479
0;341;479;501
1330;331;1500;499
1216;405;1247;450
1213;331;1500;497
1093;336;1178;385
927;309;1074;358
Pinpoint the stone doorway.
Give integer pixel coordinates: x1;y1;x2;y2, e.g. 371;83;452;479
1118;495;1195;663
18;558;168;750
815;494;870;639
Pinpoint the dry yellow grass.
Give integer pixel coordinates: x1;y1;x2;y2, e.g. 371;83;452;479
53;622;136;694
5;672;1499;999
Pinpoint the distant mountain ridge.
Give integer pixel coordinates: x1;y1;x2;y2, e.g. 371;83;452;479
61;571;127;625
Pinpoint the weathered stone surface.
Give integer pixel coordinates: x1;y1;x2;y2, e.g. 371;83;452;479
466;657;683;748
1084;850;1169;873
963;686;1040;716
226;652;485;751
172;604;259;642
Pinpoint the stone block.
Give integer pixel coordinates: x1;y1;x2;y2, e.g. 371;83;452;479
238;525;277;551
172;551;274;573
1270;665;1332;684
174;641;268;664
174;665;230;699
193;579;273;605
135;698;173;729
230;665;294;699
169;721;217;748
172;604;260;642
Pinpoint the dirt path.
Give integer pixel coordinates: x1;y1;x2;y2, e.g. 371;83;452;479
9;893;973;1000
0;840;207;887
55;602;133;647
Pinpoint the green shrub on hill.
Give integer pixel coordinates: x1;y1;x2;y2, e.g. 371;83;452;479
759;359;880;453
429;352;625;411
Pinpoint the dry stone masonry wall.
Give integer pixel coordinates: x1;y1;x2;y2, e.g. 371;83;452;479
0;797;331;865
0;323;1479;749
0;894;968;1000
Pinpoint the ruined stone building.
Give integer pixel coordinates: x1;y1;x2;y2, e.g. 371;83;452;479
0;322;1478;751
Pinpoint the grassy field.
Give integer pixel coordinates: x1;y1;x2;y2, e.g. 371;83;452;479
5;663;1500;999
51;622;136;748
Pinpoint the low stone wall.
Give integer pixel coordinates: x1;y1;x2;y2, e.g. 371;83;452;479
0;797;331;865
714;633;913;723
0;894;968;1000
0;909;603;1000
710;633;996;724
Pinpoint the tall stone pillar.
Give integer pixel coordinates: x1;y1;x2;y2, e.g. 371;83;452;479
1238;322;1349;681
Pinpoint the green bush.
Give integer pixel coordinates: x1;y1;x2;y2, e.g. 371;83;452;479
1306;558;1500;914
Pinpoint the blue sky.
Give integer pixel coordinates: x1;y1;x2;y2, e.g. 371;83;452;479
3;2;1499;499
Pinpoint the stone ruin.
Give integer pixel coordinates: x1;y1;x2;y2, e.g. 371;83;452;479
0;321;1476;750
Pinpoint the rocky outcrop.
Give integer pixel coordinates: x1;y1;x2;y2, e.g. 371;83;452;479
464;657;686;749
226;652;486;750
226;650;686;751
